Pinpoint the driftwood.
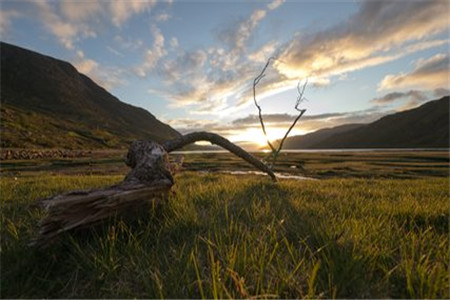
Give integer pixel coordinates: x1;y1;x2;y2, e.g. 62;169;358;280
34;132;276;245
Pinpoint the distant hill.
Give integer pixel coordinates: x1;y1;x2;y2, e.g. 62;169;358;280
282;96;449;149
0;42;180;149
282;124;363;149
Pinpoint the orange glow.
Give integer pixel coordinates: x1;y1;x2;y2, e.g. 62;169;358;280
229;127;306;148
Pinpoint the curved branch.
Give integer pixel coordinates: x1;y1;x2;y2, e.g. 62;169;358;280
163;131;277;181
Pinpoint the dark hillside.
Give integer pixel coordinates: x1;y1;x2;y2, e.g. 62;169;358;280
1;42;180;149
282;97;449;149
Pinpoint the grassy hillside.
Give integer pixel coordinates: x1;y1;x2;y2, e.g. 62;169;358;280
1;173;448;298
0;42;180;149
1;104;125;149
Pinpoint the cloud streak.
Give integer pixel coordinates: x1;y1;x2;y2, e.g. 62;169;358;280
371;90;427;105
379;53;449;91
274;1;449;80
135;25;167;77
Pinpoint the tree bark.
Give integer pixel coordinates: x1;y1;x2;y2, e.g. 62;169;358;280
163;131;277;181
34;140;174;246
34;133;277;246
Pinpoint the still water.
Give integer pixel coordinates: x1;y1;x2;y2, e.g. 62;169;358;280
173;148;449;154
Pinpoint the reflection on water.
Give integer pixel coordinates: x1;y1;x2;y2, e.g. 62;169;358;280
203;170;317;180
174;148;449;154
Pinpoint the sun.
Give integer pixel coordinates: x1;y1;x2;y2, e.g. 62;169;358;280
229;128;284;148
229;127;308;149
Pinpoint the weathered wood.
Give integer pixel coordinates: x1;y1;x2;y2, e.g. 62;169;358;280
35;184;171;245
34;133;277;245
163;131;277;181
34;140;174;246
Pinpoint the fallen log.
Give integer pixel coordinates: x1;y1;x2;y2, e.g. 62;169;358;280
34;132;276;245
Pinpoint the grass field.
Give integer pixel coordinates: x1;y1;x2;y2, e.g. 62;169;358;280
1;157;449;298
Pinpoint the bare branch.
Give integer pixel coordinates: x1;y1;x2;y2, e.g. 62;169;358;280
253;57;276;152
253;58;308;168
295;79;308;111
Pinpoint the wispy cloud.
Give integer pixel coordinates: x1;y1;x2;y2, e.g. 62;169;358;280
231;108;385;130
379;53;449;91
155;12;171;22
135;25;167;77
371;90;427;105
0;10;21;36
26;0;163;50
267;0;285;11
74;56;126;90
114;35;144;51
168;107;388;143
147;1;287;114
109;0;157;27
434;88;450;98
274;1;449;80
60;1;101;22
32;0;96;50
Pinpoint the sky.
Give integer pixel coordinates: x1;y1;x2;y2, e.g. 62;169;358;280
1;0;449;149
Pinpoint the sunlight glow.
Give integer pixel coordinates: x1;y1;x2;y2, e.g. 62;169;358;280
229;127;306;148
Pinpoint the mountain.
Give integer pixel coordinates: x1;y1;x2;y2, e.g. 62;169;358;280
0;42;180;149
282;124;364;149
282;96;449;149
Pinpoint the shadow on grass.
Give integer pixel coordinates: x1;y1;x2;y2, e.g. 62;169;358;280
214;180;375;298
2;176;446;298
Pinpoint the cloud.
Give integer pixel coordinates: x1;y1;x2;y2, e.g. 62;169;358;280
106;46;124;57
371;90;427;105
114;35;144;51
0;10;21;36
109;0;157;26
74;58;98;74
165;118;220;134
74;57;126;90
32;1;85;49
232;112;351;126
248;41;278;62
135;25;167;77
220;9;266;51
267;0;285;11
155;12;171;22
217;0;284;58
167;107;388;146
30;0;107;50
434;88;450;98
28;0;163;50
379;53;449;90
274;1;449;80
60;1;101;22
150;1;287;115
160;49;208;81
169;37;179;49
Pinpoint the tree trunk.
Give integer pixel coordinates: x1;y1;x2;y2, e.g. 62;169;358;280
163;131;277;181
34;132;276;246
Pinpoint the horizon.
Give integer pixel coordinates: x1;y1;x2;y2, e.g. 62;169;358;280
1;0;449;149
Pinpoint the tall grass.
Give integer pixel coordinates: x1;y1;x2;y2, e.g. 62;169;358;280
1;173;448;298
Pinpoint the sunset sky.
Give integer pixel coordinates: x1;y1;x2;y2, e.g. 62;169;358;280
1;0;449;147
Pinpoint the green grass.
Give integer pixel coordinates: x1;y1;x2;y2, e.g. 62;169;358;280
1;173;448;298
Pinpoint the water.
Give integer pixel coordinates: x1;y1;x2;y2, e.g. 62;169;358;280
222;170;317;180
201;170;317;180
173;148;449;154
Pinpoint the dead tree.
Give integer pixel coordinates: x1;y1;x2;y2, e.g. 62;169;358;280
34;61;304;245
253;58;307;168
34;132;276;246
